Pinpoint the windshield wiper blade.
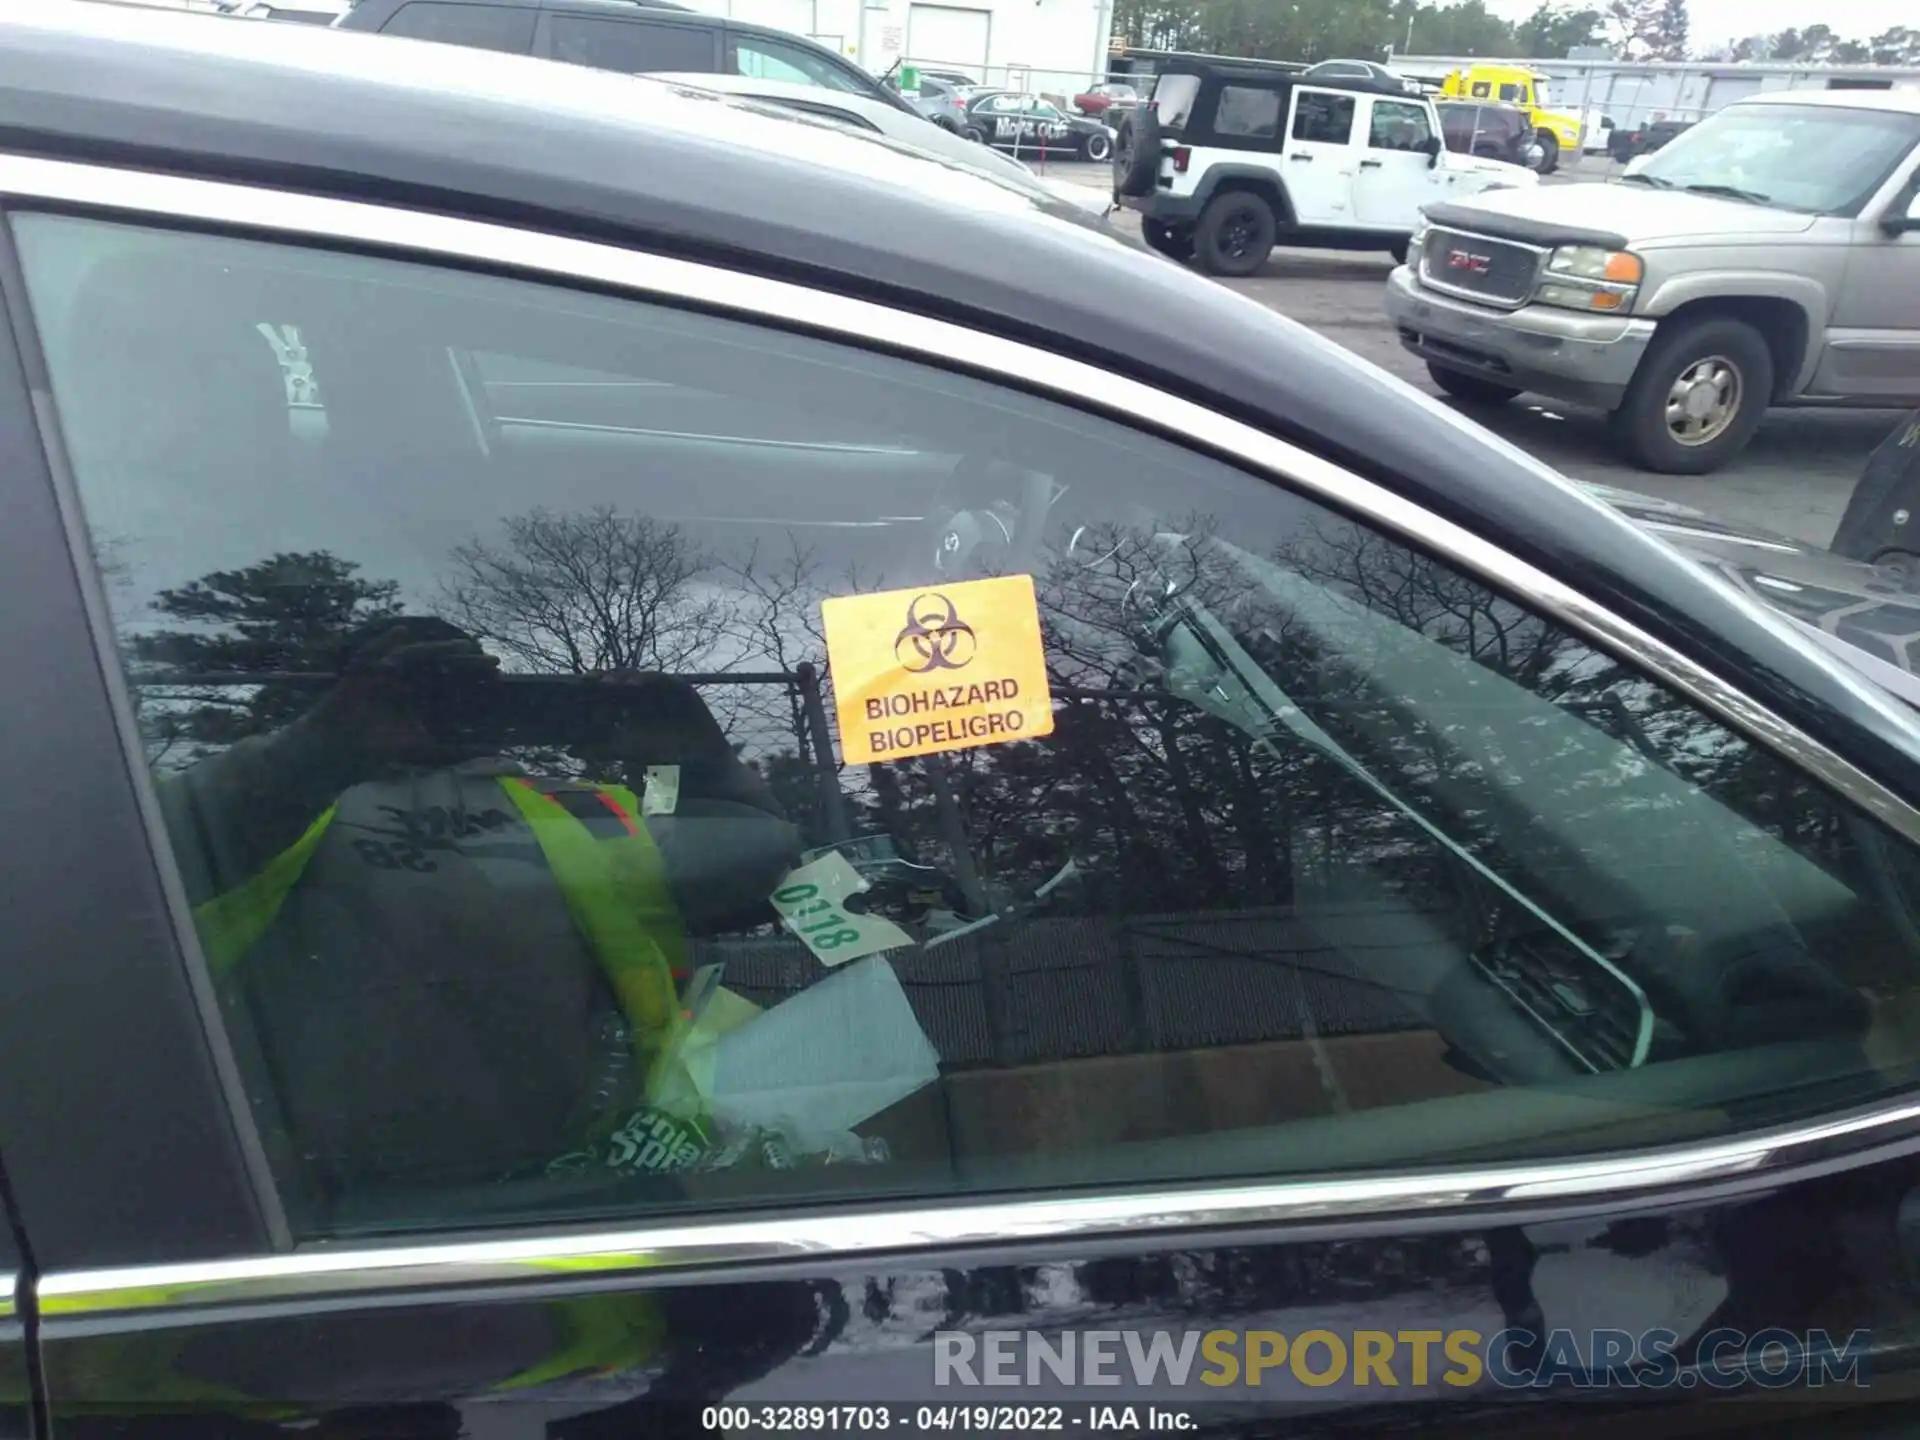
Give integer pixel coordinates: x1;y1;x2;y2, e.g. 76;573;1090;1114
1683;182;1772;204
1618;172;1673;188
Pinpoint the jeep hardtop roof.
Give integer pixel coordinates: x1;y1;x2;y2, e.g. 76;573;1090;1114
1153;53;1422;99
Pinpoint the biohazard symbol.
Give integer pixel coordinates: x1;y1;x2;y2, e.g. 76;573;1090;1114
893;592;977;673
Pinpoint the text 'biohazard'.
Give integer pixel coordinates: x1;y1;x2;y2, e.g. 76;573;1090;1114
822;575;1055;765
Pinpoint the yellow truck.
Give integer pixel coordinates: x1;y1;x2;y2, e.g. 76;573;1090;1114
1440;63;1582;172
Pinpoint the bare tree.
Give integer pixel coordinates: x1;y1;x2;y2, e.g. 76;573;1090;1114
443;507;729;675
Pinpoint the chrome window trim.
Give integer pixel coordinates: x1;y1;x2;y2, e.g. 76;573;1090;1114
31;1094;1920;1319
10;152;1920;1309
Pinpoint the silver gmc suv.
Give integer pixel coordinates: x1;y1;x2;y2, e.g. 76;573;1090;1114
1386;89;1920;475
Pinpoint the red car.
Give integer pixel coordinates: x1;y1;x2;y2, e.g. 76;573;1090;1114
1073;81;1138;116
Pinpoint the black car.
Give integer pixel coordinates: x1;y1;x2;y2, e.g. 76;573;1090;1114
1436;100;1543;168
962;88;1115;161
335;0;917;113
1302;58;1423;95
1609;117;1697;162
13;6;1920;1438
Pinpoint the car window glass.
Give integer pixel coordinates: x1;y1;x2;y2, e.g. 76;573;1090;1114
1291;90;1355;144
548;15;713;74
1637;105;1920;214
25;213;1920;1241
1150;73;1200;129
1470;80;1491;98
733;35;864;94
379;0;533;52
1214;85;1282;139
1498;82;1525;103
1369;99;1433;151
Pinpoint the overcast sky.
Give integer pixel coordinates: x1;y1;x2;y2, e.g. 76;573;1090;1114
1480;0;1913;50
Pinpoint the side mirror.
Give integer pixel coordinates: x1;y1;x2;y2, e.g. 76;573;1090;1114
1423;134;1443;168
1883;191;1920;237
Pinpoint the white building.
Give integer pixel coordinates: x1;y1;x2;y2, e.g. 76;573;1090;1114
675;0;1114;95
1399;54;1920;129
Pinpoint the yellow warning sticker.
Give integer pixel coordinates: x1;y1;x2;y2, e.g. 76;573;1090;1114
822;575;1055;765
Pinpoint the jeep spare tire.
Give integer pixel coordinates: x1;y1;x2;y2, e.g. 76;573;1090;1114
1115;105;1162;197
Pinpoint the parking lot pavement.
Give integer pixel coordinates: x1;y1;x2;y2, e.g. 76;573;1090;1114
1032;159;1903;549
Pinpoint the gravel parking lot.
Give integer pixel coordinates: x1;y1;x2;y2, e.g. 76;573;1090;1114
1033;155;1906;548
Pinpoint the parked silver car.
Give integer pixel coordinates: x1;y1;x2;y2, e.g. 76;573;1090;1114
1387;89;1920;475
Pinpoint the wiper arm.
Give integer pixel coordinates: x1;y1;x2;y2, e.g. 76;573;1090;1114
1618;172;1673;189
1683;182;1772;204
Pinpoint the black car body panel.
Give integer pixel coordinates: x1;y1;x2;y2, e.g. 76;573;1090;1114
336;0;916;113
12;11;1920;1440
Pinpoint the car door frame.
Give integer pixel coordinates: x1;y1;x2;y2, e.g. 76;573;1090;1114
1820;145;1920;402
1280;84;1361;225
1351;92;1441;230
12;150;1920;1422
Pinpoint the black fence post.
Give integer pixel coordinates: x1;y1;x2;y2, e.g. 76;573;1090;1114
795;661;852;844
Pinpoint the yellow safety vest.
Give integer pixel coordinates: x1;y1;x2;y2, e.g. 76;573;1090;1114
190;777;688;1059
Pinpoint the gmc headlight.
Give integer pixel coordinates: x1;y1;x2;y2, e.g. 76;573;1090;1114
1536;245;1642;312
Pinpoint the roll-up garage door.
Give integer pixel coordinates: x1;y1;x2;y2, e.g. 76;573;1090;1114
906;4;989;73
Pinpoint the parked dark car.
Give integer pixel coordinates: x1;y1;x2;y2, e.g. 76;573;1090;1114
1609;116;1698;161
15;7;1920;1438
1303;57;1424;95
334;0;917;113
1436;99;1545;168
962;88;1114;160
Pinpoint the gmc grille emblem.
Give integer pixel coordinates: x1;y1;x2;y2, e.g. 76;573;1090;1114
1446;249;1493;274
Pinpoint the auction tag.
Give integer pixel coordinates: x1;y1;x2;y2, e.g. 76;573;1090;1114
768;851;912;967
822;574;1055;765
643;764;680;816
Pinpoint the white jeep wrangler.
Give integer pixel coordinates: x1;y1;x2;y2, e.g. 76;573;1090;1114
1114;57;1538;277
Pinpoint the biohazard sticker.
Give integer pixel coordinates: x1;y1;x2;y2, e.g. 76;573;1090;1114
822;575;1055;764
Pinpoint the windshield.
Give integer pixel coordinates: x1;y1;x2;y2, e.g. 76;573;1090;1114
1637;103;1920;213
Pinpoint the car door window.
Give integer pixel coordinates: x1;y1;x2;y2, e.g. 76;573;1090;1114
548;15;714;74
1368;99;1433;152
379;0;534;53
23;212;1920;1241
1214;84;1282;140
731;34;866;94
1291;89;1355;144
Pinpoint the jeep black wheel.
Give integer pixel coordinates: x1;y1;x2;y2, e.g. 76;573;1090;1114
1610;315;1774;475
1427;363;1521;405
1535;131;1560;173
1081;131;1113;163
1195;191;1275;277
962;125;987;144
1142;219;1194;262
